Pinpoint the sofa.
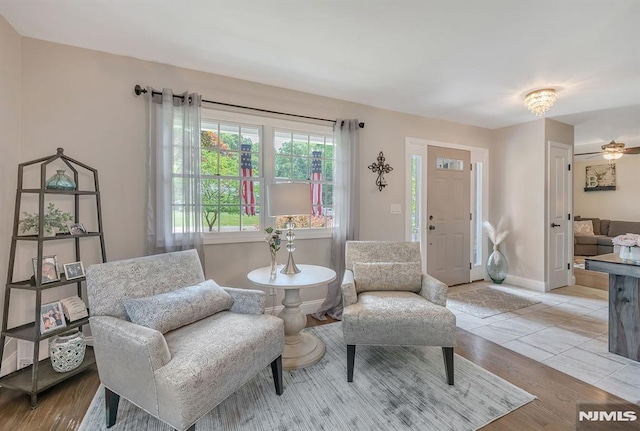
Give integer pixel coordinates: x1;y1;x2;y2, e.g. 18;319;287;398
86;249;285;431
574;216;640;256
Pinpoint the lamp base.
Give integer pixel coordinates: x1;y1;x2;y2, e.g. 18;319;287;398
281;250;301;274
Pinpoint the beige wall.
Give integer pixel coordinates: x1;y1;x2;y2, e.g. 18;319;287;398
492;119;547;288
16;38;495;311
0;15;22;375
574;156;640;221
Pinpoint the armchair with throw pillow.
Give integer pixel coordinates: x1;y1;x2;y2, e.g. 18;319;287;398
341;241;456;384
86;249;285;431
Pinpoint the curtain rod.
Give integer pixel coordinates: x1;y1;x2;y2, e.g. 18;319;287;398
133;85;364;128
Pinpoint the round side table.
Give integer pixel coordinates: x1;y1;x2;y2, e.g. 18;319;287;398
248;264;336;370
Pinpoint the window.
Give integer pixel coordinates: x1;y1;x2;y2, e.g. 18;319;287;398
273;130;334;229
171;109;334;240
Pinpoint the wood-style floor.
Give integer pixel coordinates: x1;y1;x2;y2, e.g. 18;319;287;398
0;315;626;431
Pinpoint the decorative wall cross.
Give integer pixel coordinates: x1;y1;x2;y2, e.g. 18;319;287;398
368;151;393;191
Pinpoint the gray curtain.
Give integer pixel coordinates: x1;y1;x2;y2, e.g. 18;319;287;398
145;88;204;263
312;119;360;320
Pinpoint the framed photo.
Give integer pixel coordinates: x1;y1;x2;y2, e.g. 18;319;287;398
67;222;87;235
40;301;66;334
32;255;60;284
63;261;85;280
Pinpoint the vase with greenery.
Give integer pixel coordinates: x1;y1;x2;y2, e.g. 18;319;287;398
18;203;74;236
483;220;509;284
265;226;282;279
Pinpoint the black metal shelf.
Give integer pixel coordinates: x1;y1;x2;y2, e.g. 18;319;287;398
13;232;102;242
2;315;90;342
0;347;95;394
19;189;98;195
1;148;106;407
7;274;85;291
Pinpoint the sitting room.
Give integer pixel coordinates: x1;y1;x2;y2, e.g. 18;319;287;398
0;1;639;430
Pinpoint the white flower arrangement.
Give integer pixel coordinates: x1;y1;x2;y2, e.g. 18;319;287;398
483;220;509;251
612;233;640;248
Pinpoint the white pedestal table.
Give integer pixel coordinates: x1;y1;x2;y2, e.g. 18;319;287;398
247;264;336;370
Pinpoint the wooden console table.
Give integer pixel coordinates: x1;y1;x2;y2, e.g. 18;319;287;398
585;253;639;361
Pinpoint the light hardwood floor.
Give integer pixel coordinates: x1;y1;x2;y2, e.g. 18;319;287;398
0;315;626;431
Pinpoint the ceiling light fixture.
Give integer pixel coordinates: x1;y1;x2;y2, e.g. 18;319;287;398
601;140;625;160
524;88;556;116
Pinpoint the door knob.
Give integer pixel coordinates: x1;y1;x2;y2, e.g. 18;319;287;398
428;225;436;230
551;223;561;228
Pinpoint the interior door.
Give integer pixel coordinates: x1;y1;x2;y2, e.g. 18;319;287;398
426;146;471;286
548;142;571;289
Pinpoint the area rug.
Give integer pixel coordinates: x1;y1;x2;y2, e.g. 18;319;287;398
79;323;535;431
448;286;540;318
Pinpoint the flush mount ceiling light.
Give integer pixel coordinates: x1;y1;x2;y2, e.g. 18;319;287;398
524;88;556;116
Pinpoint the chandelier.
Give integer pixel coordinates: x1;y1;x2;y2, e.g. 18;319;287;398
524;88;556;116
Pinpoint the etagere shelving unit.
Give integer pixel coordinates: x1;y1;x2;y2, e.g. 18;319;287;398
0;148;106;407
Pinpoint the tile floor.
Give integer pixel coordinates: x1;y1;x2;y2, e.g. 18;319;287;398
449;281;640;404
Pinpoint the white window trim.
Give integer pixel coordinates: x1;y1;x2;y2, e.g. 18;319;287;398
200;108;334;244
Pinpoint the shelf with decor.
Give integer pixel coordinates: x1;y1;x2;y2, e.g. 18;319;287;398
0;148;106;408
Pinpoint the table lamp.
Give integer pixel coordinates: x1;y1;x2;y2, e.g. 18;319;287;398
268;182;311;274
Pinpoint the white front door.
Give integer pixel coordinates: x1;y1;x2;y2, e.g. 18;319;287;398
548;142;572;290
426;146;471;286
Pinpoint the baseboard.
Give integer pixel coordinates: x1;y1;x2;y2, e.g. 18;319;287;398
265;298;324;316
503;274;546;292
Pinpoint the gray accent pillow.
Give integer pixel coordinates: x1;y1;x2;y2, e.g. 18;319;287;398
352;262;422;293
123;280;234;334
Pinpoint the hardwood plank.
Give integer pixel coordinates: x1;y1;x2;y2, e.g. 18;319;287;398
0;316;627;431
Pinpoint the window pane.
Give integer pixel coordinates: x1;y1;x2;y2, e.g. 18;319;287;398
219;124;240;151
274;155;292;179
201;148;219;175
436;157;463;170
241;209;260;231
292;157;309;180
220;179;240;206
222;152;240;177
241;126;260;153
310;136;324;155
240;180;259;214
274;131;292;154
219;207;240;232
292;133;309;156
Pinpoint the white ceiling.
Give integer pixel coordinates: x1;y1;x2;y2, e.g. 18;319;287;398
1;0;639;148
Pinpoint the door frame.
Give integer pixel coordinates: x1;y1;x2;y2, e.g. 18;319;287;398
405;137;489;281
546;140;574;290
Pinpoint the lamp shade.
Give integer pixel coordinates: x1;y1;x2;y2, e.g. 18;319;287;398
268;183;311;217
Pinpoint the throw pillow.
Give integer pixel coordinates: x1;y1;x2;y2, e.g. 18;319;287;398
352;262;422;293
124;279;234;334
573;220;594;236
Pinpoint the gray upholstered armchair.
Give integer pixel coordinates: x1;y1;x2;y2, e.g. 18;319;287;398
341;241;456;384
86;250;285;431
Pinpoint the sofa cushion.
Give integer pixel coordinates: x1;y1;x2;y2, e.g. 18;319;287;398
608;220;640;238
575;217;601;235
600;220;611;236
352;262;422;293
575;235;600;245
156;312;284;429
597;236;614;246
573;220;594;235
342;291;456;346
124;280;234;334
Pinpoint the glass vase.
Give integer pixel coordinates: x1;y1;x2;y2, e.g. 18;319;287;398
486;249;508;284
45;170;76;190
270;251;278;279
49;329;86;372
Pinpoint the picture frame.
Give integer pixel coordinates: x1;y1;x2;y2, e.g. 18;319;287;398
67;222;87;235
32;255;60;284
40;301;66;334
63;261;85;280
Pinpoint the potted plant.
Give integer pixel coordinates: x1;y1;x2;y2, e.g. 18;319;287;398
19;203;74;236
